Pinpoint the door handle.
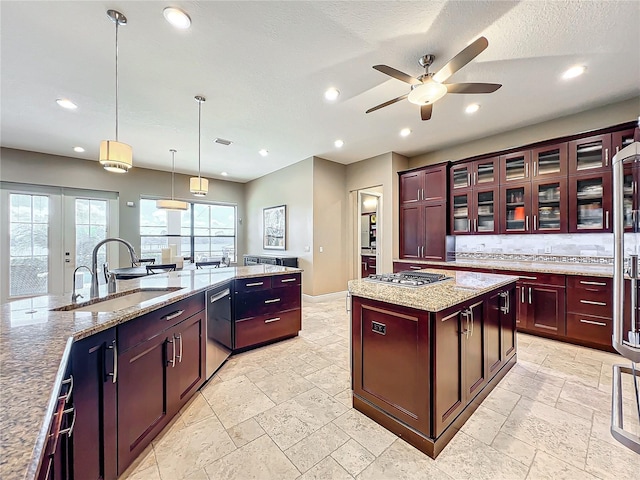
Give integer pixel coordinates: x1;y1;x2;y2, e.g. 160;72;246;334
167;338;176;367
529;287;532;304
175;333;183;363
107;340;118;384
521;286;524;304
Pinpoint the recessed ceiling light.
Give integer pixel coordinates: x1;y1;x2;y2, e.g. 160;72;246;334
56;98;77;110
334;139;344;148
221;172;228;177
163;7;191;29
73;146;85;153
259;149;269;157
562;65;586;80
465;103;480;114
400;128;411;137
324;88;340;101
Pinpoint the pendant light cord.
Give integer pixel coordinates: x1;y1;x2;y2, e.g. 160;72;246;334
198;98;202;180
114;16;120;142
171;150;176;200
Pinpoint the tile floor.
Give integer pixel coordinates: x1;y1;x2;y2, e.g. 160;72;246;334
120;298;640;480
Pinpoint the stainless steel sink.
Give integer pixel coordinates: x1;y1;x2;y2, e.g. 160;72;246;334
52;287;183;312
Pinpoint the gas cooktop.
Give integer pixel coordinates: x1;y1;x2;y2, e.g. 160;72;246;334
365;271;452;287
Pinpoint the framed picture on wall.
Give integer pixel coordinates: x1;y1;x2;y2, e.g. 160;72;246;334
263;204;286;250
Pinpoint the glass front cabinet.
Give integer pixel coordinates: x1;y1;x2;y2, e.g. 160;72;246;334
569;173;612;233
500;183;531;233
531;143;567;179
450;187;499;235
500;150;531;184
568;134;612;174
531;178;567;232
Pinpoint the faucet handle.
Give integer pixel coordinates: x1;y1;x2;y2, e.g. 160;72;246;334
71;292;83;303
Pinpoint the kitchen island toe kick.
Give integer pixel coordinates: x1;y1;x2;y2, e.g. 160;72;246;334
348;269;518;459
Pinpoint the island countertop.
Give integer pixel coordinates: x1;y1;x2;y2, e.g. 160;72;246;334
348;268;518;312
0;265;301;480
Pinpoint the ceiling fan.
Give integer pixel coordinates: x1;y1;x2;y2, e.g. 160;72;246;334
366;36;501;121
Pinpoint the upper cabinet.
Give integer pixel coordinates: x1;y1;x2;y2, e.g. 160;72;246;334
531;143;568;179
400;164;447;204
500;150;531;184
451;157;499;191
568;133;612;174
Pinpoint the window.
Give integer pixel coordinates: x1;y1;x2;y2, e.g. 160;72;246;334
75;198;108;284
140;199;236;263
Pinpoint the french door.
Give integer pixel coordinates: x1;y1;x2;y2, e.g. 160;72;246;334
0;183;118;302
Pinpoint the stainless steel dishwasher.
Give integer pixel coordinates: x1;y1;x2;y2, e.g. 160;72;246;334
206;283;232;378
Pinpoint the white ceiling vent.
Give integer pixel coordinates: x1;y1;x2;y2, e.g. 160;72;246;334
214;138;232;146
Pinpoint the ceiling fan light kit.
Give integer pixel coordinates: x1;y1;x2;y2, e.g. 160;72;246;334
366;36;501;121
99;9;133;173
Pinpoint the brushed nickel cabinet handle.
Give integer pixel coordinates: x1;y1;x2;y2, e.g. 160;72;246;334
534;215;537;230
246;281;264;287
529;287;532;304
605;211;609;229
525;163;529;178
580;318;607;327
410;266;422;270
60;375;74;403
534;161;537;177
520;275;537;280
521;287;524;304
468;173;471;187
473;172;477;185
265;317;281;324
175;333;183;363
163;310;184;321
167;338;176;368
474;218;477;232
470;306;474;337
280;278;296;283
605;148;609;166
580;299;607;306
108;340;118;384
59;407;77;437
264;298;281;304
580;280;607;286
526;215;529;231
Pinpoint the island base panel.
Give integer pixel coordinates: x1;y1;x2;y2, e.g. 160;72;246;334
352;354;516;459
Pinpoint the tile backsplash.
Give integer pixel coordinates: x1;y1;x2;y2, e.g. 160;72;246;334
453;233;639;264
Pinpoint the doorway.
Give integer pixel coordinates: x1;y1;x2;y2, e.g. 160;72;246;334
356;187;382;279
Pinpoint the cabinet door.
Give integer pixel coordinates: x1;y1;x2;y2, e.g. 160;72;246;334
612;128;638;156
569;173;613;233
168;312;206;415
400;171;423;204
433;308;465;437
500;183;532;233
501;288;517;359
623;165;637;232
532;178;567;233
451;191;471;234
451;163;472;191
515;283;528;329
500;150;531;183
423;165;447;202
531;143;568;179
464;301;486;399
422;203;447;261
72;328;117;480
474;187;499;234
526;285;566;336
473;157;499;187
118;334;171;474
569;133;612;174
485;291;503;376
399;205;422;259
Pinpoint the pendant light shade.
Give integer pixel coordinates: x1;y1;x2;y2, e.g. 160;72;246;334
100;9;133;173
190;95;209;196
157;149;188;211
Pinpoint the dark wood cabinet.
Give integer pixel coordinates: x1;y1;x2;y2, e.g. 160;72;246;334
71;328;117;480
526;284;566;336
450;157;500;191
463;300;487;400
401;164;447;204
531;143;568;179
499;182;532;233
485;288;516;377
569;172;612;233
531;177;568;233
569;133;612;175
400;205;422;259
500;150;532;184
361;254;376;278
451;187;500;235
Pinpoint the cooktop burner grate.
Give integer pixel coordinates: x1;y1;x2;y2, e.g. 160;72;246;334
364;271;452;287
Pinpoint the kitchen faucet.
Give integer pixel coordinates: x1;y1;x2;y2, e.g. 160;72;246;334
71;265;93;303
90;238;139;299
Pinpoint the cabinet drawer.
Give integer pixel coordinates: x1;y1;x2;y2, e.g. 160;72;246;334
234;276;271;292
566;276;611;291
119;293;205;352
235;309;301;349
566;313;611;346
507;271;565;286
567;287;612;317
272;273;301;288
234;285;301;320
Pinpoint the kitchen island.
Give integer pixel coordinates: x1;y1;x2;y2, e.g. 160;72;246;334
0;265;301;480
348;269;518;458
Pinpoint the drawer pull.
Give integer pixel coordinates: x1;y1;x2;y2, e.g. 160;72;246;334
246;281;264;287
280;278;296;283
264;298;281;304
163;310;184;321
579;280;607;286
59;407;77;437
409;266;422;270
519;275;537;280
264;317;281;324
60;375;74;404
580;300;607;306
579;318;607;327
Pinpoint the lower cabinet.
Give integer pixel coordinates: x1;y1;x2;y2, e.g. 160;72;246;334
485;288;516;377
512;273;566;337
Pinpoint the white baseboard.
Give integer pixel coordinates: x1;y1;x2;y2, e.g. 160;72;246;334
303;290;348;303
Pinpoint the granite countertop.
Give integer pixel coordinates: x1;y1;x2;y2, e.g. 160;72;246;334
0;265;301;480
393;258;617;278
348;268;518;312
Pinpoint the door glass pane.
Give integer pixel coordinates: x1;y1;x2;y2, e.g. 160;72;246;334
624;171;634;229
75;199;108;284
453;194;470;232
505;187;526;231
476;191;495;232
504;156;526;181
536;148;561;176
576;178;604;229
537;183;561;231
452;166;470;189
576;141;604;171
9;193;49;297
476;161;495;185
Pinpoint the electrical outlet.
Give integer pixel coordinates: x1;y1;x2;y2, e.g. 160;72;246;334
304;246;310;252
319;246;324;253
544;245;552;253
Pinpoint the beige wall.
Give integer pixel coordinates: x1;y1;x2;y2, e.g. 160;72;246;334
244;158;314;294
0;148;246;265
409;97;640;168
312;157;347;296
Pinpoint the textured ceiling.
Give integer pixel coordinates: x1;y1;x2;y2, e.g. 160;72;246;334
1;1;639;183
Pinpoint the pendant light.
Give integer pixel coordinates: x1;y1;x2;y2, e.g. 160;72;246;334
157;149;188;211
100;9;133;173
189;95;209;196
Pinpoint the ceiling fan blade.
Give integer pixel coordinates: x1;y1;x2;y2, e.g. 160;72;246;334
432;36;489;84
446;82;502;94
421;104;433;121
373;65;421;85
366;94;409;114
